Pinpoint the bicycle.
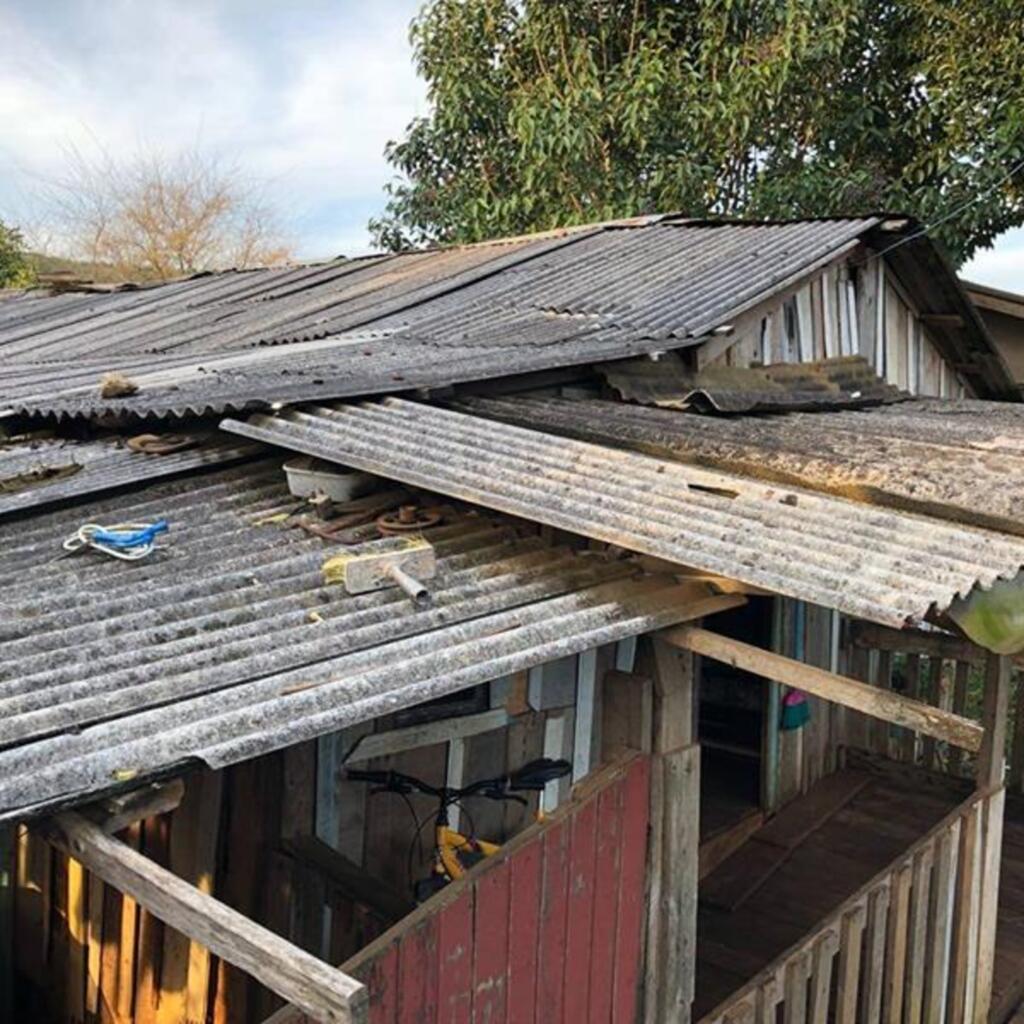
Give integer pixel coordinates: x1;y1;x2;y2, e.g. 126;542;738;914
346;757;572;902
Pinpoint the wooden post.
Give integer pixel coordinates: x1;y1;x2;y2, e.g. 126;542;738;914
1010;670;1024;794
762;599;784;813
0;825;13;1024
644;638;700;1024
978;654;1011;790
186;771;225;1024
974;654;1011;1023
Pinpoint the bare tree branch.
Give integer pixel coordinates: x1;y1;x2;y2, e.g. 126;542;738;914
39;141;293;281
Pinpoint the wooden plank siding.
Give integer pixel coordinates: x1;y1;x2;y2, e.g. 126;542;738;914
706;253;970;401
283;754;653;1024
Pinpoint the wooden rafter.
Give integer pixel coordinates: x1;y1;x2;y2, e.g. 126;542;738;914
661;625;985;753
41;813;368;1024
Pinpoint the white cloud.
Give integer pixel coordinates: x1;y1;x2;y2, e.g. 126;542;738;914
962;227;1024;295
0;0;425;258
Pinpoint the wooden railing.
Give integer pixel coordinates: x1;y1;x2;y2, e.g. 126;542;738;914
698;785;1004;1024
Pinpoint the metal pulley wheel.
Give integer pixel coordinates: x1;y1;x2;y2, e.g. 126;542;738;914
376;504;443;535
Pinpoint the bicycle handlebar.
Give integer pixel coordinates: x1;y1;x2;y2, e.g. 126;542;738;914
344;768;443;797
345;758;572;802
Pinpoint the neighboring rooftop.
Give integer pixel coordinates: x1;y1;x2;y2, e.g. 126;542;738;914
1;215;1014;419
963;278;1024;386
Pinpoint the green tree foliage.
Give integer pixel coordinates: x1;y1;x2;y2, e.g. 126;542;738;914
0;219;33;289
371;0;1024;264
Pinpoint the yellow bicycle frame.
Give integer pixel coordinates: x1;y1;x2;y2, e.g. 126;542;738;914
433;806;547;882
435;824;500;882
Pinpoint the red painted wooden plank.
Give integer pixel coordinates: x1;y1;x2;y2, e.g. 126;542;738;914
563;796;599;1024
365;941;400;1024
506;836;543;1024
588;778;627;1024
438;887;475;1024
397;914;439;1024
612;757;651;1024
472;857;510;1023
536;816;571;1022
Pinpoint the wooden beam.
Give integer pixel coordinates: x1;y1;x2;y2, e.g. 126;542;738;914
975;788;1006;1024
645;744;700;1024
91;779;186;834
345;708;510;764
848;621;986;664
965;289;1024;320
573;647;600;782
283;836;414;926
662;626;985;752
920;313;965;327
42;813;368;1024
0;826;12;1024
974;655;1011;1024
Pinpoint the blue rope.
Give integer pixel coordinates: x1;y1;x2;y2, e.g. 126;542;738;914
90;520;169;549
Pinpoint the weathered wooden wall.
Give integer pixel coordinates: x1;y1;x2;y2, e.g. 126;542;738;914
707;256;966;400
12;749;396;1024
837;621;1024;791
11;646;625;1024
314;753;653;1024
771;600;842;809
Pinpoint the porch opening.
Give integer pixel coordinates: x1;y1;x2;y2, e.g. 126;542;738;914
698;597;772;859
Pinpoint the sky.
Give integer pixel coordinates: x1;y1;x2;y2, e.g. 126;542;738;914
0;0;1020;288
0;0;426;260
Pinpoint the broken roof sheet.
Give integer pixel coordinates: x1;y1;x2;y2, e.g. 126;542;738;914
0;320;652;421
462;395;1024;539
2;217;911;420
0;430;261;518
0;458;697;820
222;398;1024;631
601;354;904;412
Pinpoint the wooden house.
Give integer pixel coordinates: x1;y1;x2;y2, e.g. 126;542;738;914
2;214;1024;1024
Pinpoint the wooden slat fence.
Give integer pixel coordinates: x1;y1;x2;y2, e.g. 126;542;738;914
698;785;1003;1024
292;753;653;1024
844;622;1024;788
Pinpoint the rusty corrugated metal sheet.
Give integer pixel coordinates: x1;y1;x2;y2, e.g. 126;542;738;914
0;430;262;518
1;219;899;420
462;395;1024;539
602;354;904;412
0;459;696;820
222;398;1024;630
